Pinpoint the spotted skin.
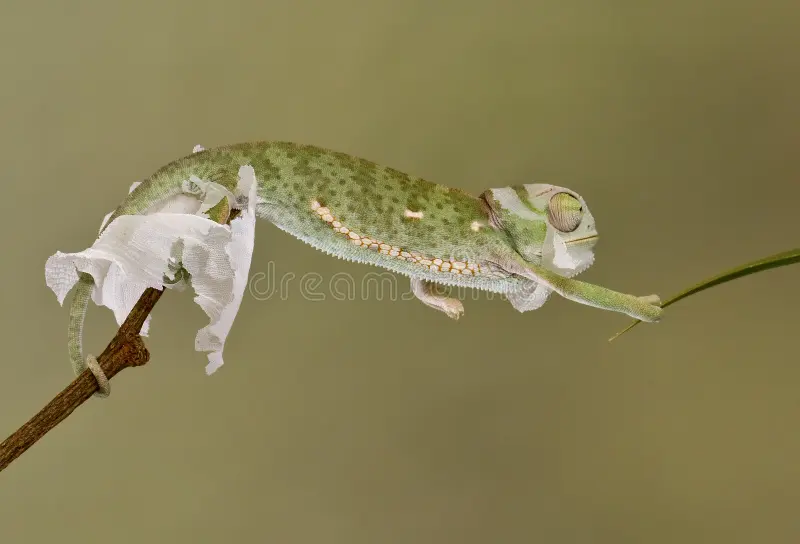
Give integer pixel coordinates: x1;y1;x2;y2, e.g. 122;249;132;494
106;141;521;293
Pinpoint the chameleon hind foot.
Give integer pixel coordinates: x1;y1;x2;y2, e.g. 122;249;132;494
410;278;464;320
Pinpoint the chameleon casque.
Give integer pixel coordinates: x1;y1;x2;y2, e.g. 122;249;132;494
67;141;662;376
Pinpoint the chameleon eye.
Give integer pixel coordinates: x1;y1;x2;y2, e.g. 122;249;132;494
547;192;583;232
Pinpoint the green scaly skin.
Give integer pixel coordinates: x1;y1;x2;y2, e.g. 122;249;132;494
68;141;663;377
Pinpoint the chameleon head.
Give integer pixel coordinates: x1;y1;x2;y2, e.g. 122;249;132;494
480;183;598;277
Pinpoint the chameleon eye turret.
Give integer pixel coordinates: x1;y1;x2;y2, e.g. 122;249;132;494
547;192;583;233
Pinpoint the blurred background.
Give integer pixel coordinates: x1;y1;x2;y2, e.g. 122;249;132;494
1;1;799;542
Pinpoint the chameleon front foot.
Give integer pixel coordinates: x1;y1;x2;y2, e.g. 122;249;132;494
410;278;464;320
638;294;661;306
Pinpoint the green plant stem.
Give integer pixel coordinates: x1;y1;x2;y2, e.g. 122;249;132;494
609;247;800;342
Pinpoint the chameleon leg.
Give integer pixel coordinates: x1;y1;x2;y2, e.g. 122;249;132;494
503;255;664;322
540;267;663;322
410;278;464;320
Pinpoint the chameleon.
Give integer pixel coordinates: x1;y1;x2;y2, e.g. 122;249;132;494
66;140;663;377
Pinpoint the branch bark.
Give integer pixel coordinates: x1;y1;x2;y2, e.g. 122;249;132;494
0;287;165;473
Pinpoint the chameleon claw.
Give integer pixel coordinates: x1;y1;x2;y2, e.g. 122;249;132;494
410;278;465;320
441;299;465;320
633;293;664;322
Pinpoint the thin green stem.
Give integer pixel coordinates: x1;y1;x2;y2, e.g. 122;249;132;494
608;247;800;342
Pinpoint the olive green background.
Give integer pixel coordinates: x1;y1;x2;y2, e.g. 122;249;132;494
1;1;799;542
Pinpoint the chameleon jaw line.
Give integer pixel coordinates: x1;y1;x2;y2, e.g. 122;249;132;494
566;234;598;245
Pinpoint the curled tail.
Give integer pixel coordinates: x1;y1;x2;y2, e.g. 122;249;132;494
61;143;248;387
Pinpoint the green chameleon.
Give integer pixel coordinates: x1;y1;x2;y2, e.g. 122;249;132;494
67;141;662;377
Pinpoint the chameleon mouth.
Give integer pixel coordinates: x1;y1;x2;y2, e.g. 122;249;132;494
566;234;599;245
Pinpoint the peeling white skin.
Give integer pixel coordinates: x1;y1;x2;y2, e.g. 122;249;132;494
191;169;256;374
488;187;543;220
45;165;258;375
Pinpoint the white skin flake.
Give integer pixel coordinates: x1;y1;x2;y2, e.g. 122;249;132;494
45;165;258;374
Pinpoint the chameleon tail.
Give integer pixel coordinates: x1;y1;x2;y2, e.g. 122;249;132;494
68;272;94;376
61;146;240;382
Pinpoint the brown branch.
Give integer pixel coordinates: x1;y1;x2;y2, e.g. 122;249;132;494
0;196;236;474
0;287;165;473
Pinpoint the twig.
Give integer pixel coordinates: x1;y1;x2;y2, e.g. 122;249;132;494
608;247;800;342
0;194;237;473
0;287;165;473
